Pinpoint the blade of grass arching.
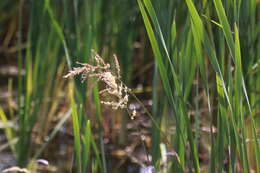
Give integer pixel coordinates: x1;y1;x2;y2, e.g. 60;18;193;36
139;0;184;121
142;0;181;93
82;120;91;172
69;82;82;173
138;0;182;167
93;84;107;173
213;0;235;59
185;0;207;84
143;0;170;58
44;0;71;70
137;0;178;137
137;0;174;109
185;0;204;68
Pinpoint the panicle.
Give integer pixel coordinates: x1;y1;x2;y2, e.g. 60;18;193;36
64;50;130;110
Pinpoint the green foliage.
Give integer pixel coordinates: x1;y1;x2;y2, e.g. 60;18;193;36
0;0;259;172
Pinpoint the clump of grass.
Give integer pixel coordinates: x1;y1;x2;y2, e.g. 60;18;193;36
64;50;165;172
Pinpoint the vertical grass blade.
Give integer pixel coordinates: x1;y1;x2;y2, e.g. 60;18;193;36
93;84;107;173
213;0;235;58
69;82;82;173
82;120;91;172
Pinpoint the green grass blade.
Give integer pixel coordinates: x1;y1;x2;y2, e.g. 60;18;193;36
137;0;174;104
82;120;91;172
234;24;250;172
213;0;235;59
0;107;15;153
69;82;82;173
44;0;71;69
93;84;107;173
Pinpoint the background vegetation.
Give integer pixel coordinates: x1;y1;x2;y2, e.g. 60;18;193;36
0;0;259;172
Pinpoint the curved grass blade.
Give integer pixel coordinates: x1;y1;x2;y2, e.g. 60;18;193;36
138;0;200;171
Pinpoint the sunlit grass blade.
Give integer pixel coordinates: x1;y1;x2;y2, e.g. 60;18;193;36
69;82;82;173
213;0;235;58
0;107;15;153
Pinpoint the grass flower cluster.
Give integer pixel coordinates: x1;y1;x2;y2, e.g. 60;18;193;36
64;51;131;110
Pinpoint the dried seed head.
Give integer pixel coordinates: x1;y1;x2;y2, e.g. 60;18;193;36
64;50;131;110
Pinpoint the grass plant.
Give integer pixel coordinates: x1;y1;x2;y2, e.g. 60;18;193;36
0;0;259;172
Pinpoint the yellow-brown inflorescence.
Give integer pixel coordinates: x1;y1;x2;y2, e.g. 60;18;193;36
64;50;131;110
